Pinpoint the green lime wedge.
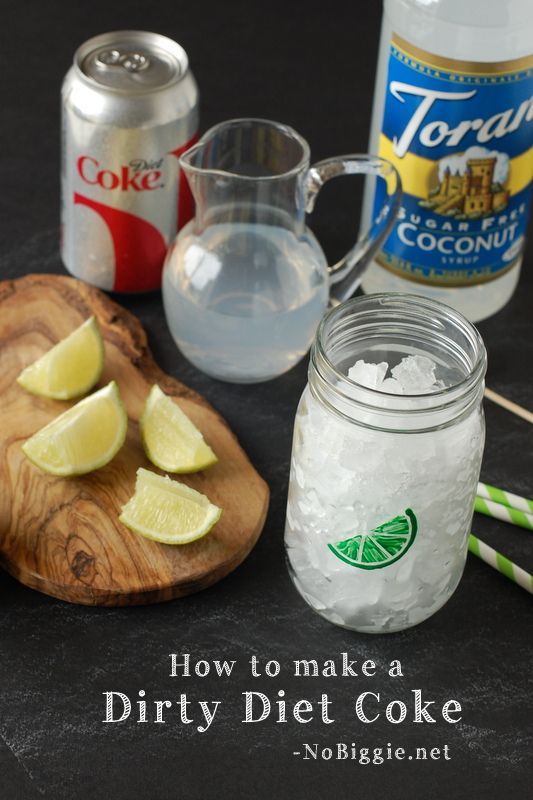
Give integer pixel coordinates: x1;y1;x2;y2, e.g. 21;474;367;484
119;468;222;545
140;384;217;473
22;381;127;476
17;316;104;400
328;509;418;570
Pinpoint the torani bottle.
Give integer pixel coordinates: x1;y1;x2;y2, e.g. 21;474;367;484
361;0;533;322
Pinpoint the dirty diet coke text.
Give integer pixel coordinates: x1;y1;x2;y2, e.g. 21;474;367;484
102;653;462;733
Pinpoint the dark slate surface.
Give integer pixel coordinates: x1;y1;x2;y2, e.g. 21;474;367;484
1;2;532;798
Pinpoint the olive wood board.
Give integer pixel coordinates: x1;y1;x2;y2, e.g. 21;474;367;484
0;274;269;606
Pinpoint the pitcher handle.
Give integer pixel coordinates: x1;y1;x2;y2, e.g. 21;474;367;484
305;155;401;304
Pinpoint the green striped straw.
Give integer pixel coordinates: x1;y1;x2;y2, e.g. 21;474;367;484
475;482;533;530
478;481;533;512
469;534;533;594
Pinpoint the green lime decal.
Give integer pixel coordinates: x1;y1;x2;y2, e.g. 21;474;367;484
328;509;418;570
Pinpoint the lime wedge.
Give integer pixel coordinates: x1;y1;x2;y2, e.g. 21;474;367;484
17;316;104;400
328;509;418;570
140;384;217;473
119;467;222;545
22;381;127;476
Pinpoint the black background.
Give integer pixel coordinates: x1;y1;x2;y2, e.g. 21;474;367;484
1;2;532;798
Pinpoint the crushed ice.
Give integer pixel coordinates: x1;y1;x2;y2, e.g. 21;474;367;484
347;355;446;395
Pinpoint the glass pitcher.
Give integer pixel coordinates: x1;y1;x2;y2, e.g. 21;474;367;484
162;118;401;383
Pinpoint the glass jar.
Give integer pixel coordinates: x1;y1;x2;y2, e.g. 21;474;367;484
284;294;486;633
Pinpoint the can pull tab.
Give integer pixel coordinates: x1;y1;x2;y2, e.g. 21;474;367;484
96;49;150;72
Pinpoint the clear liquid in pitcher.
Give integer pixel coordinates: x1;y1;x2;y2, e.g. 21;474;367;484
162;220;329;383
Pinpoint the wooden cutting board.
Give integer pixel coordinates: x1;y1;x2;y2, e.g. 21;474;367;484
0;275;269;606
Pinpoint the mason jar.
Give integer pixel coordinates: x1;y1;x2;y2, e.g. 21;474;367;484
284;294;486;633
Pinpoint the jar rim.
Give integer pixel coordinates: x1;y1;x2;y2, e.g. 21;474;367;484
311;293;487;428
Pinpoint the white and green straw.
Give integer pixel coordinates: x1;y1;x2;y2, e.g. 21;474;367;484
468;534;533;594
469;481;533;593
475;482;533;531
472;393;533;592
478;481;533;514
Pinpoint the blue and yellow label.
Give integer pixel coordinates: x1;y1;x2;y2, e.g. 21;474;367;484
373;35;533;286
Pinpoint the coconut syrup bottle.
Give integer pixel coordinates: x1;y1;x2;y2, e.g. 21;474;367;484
361;0;533;322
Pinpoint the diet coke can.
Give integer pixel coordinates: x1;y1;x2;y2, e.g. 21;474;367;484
61;30;198;292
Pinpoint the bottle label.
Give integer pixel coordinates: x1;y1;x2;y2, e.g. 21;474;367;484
373;35;533;286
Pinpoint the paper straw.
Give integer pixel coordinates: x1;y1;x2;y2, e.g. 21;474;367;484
469;534;533;594
477;481;533;514
474;496;533;531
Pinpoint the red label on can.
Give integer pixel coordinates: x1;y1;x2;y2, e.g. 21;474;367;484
63;130;198;293
73;192;169;292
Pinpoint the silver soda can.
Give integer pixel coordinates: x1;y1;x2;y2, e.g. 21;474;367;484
61;30;198;292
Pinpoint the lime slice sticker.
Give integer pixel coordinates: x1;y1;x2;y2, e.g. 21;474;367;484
328;509;418;570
